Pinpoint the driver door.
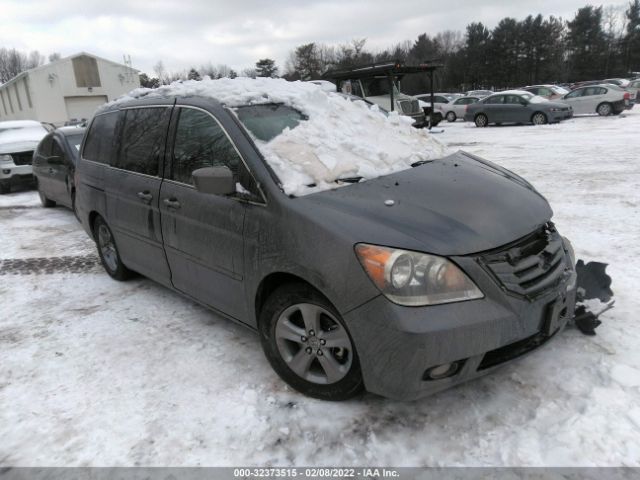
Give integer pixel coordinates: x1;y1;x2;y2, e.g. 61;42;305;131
160;106;252;320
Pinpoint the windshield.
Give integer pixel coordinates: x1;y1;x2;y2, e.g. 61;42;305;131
361;78;400;97
235;104;306;142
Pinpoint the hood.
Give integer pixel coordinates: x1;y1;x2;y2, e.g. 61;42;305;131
0;127;47;155
301;151;553;256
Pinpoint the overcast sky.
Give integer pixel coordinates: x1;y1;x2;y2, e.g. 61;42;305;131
2;0;628;76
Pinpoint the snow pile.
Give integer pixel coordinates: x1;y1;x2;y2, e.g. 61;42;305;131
105;77;449;196
0;122;47;154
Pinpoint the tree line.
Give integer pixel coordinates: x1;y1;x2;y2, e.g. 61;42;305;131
282;2;640;93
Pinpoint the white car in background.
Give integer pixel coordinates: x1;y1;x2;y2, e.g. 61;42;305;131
560;84;631;116
521;85;569;100
0;120;49;194
440;96;481;122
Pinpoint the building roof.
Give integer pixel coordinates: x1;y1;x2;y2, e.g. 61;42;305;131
0;52;139;89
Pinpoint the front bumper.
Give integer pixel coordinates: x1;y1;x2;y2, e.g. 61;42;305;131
344;249;577;401
0;164;33;182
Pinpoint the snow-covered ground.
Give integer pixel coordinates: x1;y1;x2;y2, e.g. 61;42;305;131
1;111;639;467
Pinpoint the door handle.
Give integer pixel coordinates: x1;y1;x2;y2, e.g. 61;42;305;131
163;198;181;209
137;191;153;203
48;168;55;174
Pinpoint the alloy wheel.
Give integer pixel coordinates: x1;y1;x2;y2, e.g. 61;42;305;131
97;224;118;272
275;303;353;385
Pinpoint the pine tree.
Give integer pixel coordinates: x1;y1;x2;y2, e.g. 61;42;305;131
255;58;278;77
625;0;640;73
187;68;201;81
566;6;607;81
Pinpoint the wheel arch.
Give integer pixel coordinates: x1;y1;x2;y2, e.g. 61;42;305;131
254;271;333;327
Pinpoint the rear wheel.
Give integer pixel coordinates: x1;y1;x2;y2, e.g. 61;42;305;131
446;111;457;122
532;112;548;125
93;216;133;281
597;102;612;116
475;114;488;127
36;179;55;207
259;283;364;401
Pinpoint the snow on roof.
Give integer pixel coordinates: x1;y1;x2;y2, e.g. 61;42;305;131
105;77;449;196
0;123;48;154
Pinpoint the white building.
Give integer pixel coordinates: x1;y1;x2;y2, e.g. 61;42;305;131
0;52;139;125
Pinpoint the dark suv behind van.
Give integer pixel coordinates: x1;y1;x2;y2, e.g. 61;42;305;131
76;81;578;401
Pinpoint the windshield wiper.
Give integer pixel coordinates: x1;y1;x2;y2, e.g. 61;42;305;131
411;160;434;167
335;176;363;184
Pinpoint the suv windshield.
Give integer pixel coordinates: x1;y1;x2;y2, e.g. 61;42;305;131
235;104;306;142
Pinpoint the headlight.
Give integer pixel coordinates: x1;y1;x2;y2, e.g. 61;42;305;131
355;244;484;306
0;155;12;164
549;108;561;112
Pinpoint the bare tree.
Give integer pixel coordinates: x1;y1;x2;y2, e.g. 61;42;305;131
48;52;62;63
0;48;44;83
153;60;167;84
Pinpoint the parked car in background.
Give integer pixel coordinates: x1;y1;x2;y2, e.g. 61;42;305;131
465;90;572;127
76;78;578;401
0;120;48;194
521;85;569;100
442;96;480;122
466;90;493;98
32;126;86;212
603;78;631;88
560;84;630;116
629;79;640;99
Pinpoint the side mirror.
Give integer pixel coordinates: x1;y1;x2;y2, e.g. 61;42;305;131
192;166;235;196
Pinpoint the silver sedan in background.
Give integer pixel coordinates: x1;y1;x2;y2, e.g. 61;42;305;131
464;90;573;127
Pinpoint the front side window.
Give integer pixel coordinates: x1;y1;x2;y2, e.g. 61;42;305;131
172;108;259;197
83;111;120;165
565;89;583;99
115;107;170;176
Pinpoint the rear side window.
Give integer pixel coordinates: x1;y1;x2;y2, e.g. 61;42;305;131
83;111;120;165
115;107;170;176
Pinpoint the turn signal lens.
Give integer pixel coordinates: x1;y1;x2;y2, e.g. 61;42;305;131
355;243;483;306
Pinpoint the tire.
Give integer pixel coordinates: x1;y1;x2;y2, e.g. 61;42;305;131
259;283;364;401
532;112;548;125
597;102;612;116
36;179;56;207
0;181;9;195
475;114;488;128
92;216;133;281
446;111;457;122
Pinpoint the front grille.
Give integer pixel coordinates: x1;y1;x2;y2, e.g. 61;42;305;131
399;99;420;114
10;151;34;166
479;223;570;299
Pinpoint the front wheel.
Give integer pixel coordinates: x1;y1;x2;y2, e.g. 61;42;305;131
532;112;548;125
259;283;364;401
597;103;612;116
475;114;488;127
0;181;9;195
446;111;457;122
93;216;133;281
